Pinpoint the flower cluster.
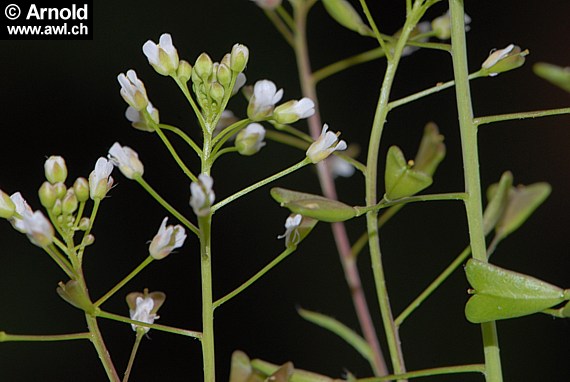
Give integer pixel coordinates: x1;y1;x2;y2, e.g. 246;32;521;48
247;79;315;123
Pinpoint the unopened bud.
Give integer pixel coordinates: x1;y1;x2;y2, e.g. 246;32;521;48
230;43;249;73
39;181;57;209
0;190;16;219
44;156;68;184
62;189;78;214
217;63;232;89
176;60;192;83
73;177;90;202
481;44;528;77
194;53;213;80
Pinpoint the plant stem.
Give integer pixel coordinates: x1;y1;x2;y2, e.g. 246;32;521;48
395;246;471;326
356;364;485;381
199;214;215;382
0;332;90;342
158;123;203;156
313;47;385;84
94;256;154;307
448;1;503;381
474;107;570;126
97;310;202;338
85;313;120;381
291;1;386;376
123;331;143;382
263;9;294;47
214;247;296;309
154;123;198;182
211;158;310;212
135;176;199;236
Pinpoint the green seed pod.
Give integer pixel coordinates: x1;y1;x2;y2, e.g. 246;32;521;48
413;122;446;177
464;259;565;323
482;171;513;236
322;0;373;37
57;280;96;314
533;62;570;93
282;198;356;223
384;146;432;201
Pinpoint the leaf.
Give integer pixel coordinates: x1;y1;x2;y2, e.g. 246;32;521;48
533;62;570;93
384;146;432;201
298;308;374;365
322;0;373;37
464;259;565;323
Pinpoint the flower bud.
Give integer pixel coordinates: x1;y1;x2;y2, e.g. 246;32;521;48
481;44;528;77
108;142;144;180
322;0;372;36
0;189;16;219
83;234;95;246
52;199;62;216
230;43;249;73
89;157;114;200
194;53;213;80
210;82;225;104
149;217;187;260
78;217;90;230
44;156;68;184
62;189;78;215
217;63;232;89
38;181;57;209
176;60;192;83
273;98;315;124
73;177;90;202
54;182;67;199
235;123;266;156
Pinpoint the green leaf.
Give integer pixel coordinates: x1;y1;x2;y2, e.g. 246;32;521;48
322;0;373;37
495;182;551;240
384;146;432;201
533;62;570;93
465;259;565;323
483;171;513;236
298;308;374;365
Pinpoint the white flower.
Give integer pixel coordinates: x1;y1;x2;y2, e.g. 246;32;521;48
235;123;266;155
117;70;149;111
0;190;16;219
129;296;158;333
89;157;114;200
481;44;527;77
142;33;180;76
482;44;515;70
44;156;68;184
125;102;160;132
306;124;348;164
251;0;282;10
190;174;215;217
329;156;355;178
9;192;33;232
108;142;144;180
149;217;187;260
277;214;302;247
247;80;283;121
273;97;315;124
22;210;54;247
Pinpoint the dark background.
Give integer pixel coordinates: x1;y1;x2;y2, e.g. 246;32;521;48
1;1;569;381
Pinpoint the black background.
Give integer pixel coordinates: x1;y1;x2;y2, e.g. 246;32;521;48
1;1;569;381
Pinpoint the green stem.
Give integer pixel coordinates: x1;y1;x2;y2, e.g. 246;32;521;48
356;364;485;381
264;8;295;47
78;199;100;262
153;123;198;182
173;76;206;129
97;310;202;339
44;244;75;278
214;247;296;309
85;314;120;381
389;71;483;110
198;215;215;382
351;204;404;258
211;146;238;162
0;331;90;342
449;1;503;381
265;129;310;150
355;192;467;216
474;107;570;126
135;176;199;236
364;2;431;378
158;123;203;156
211;158;310;212
395;246;471;326
313;47;385;84
94;256;154;307
123;331;144;382
359;0;391;60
